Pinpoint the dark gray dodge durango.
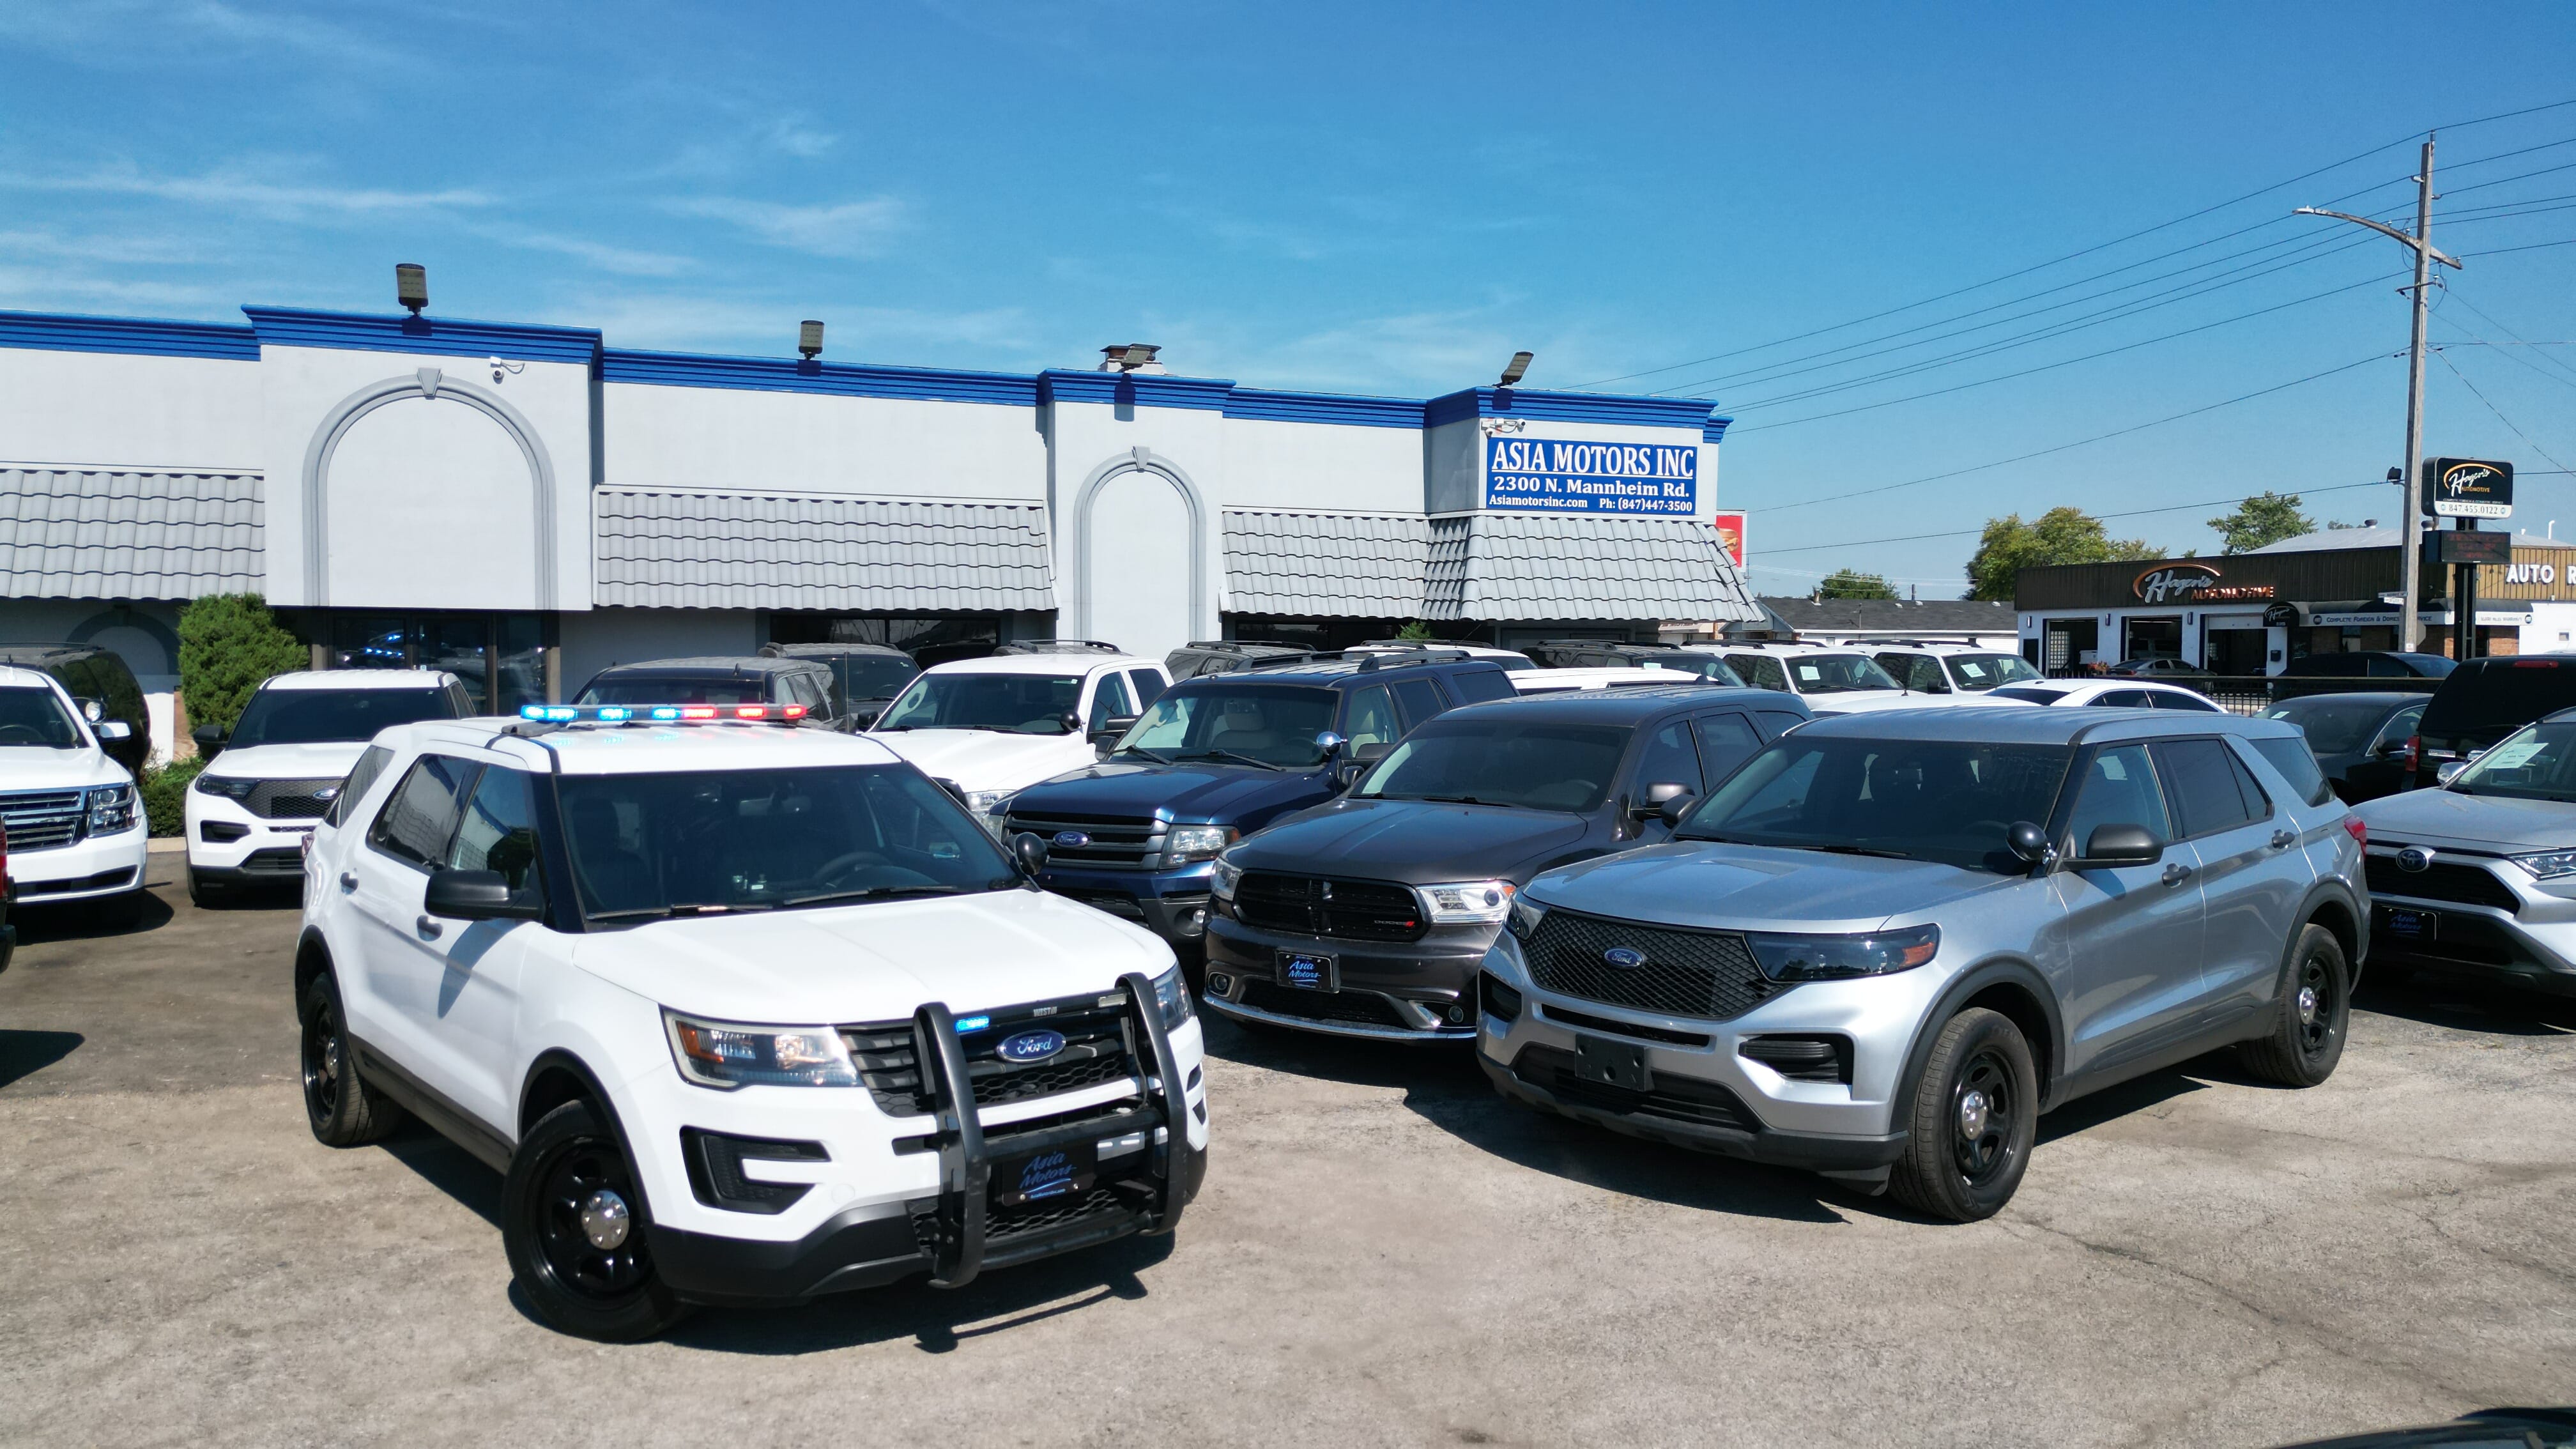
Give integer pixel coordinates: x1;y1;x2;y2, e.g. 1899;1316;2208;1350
1202;686;1813;1040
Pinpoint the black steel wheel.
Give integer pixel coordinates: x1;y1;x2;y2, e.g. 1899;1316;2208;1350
2239;923;2350;1087
1950;1046;2018;1188
299;971;402;1146
1889;1007;2038;1222
502;1098;689;1341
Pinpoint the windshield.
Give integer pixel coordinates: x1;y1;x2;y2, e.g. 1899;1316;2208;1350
825;656;921;701
1357;721;1629;811
1945;654;2042;691
1654;656;1744;684
873;672;1084;735
229;686;455;748
2262;696;2411;755
1676;736;2072;873
1115;686;1340;767
580;675;771;707
0;686;82;748
2446;720;2576;803
559;765;1018;919
1782;654;1901;695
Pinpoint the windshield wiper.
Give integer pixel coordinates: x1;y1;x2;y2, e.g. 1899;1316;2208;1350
1405;793;1506;806
1178;749;1282;771
779;884;970;908
1795;843;1915;860
586;901;776;921
1118;746;1175;763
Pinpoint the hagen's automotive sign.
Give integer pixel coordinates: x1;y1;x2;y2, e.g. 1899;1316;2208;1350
2132;562;2276;604
2423;457;2514;519
1484;437;1698;515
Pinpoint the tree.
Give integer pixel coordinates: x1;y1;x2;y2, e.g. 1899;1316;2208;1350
177;594;308;733
1964;507;2160;601
1816;569;1898;600
2207;490;2314;555
1392;620;1438;641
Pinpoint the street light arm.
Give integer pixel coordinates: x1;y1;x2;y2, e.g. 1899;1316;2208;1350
2292;207;2464;268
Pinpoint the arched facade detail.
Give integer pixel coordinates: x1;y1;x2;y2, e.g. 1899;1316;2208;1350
1066;445;1210;641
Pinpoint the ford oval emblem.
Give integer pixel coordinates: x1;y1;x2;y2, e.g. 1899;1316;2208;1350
312;785;340;801
997;1029;1067;1064
1052;830;1091;850
1602;946;1648;969
2396;846;2434;873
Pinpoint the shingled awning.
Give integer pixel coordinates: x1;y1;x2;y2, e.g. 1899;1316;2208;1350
594;489;1054;611
0;468;264;599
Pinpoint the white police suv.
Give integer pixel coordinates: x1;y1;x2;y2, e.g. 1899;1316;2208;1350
293;700;1207;1340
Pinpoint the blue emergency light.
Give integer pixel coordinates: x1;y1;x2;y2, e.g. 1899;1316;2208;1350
518;703;808;724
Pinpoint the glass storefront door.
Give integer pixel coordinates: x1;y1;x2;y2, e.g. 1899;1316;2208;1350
328;613;548;715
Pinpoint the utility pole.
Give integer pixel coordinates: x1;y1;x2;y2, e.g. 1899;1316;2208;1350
2297;135;2462;652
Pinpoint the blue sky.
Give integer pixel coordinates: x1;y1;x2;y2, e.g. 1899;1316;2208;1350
4;1;2573;597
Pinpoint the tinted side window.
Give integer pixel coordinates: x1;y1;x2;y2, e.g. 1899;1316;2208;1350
1392;678;1447;731
1754;710;1805;740
1880;654;1946;693
2248;737;2333;808
1690;712;1763;785
1087;671;1136;732
2225;742;2278;817
1450;668;1515;705
2150;691;2222;712
1632;721;1705;796
2067;744;2171;849
369;754;475;868
2152;738;2255;838
1342;686;1399;751
2096;689;2153;709
1126;668;1167;708
1728;654;1790;691
448;765;546;903
327;745;397;828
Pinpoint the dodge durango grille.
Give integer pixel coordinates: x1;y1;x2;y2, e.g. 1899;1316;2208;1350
1232;872;1423;942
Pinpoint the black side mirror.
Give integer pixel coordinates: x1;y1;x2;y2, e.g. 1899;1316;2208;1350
2006;820;2052;868
1059;711;1084;735
2072;823;2162;868
423;868;542;922
1631;781;1693;822
1012;831;1050;875
191;721;228;753
1090;714;1138;757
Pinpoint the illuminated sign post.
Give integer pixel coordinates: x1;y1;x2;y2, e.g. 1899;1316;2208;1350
2423;457;2513;519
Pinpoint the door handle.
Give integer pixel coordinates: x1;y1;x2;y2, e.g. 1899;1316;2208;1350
2161;862;2194;887
415;915;443;940
339;871;358;892
2270;829;2297;850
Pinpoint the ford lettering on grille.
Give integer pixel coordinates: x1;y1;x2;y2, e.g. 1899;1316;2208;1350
1603;946;1648;969
997;1029;1068;1063
1052;830;1092;850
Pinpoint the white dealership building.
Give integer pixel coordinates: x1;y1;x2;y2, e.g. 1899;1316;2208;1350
0;301;1757;758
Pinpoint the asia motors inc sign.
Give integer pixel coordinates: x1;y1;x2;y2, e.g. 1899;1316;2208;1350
2132;562;2277;604
1483;437;1698;515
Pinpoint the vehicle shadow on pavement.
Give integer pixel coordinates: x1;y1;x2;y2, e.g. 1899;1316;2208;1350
2354;971;2576;1036
0;1029;84;1089
12;893;173;944
375;1124;503;1229
649;1232;1171;1356
2034;1069;2209;1145
1202;1017;1853;1224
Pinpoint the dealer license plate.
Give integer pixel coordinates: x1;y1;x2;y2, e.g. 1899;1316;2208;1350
1277;951;1338;992
993;1139;1098;1208
1574;1034;1652;1092
2380;906;2439;942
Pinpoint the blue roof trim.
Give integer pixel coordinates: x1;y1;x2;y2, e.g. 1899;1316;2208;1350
1423;386;1721;432
1039;370;1235;412
602;349;1041;407
0;309;259;361
1222;387;1425;430
1703;415;1733;443
241;307;603;365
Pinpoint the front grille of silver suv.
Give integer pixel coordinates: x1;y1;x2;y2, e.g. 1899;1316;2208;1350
1523;909;1782;1021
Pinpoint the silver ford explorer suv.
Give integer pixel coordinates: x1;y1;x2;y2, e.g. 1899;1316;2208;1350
1476;707;2368;1221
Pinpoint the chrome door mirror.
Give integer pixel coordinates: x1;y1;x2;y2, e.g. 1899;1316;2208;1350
1313;731;1347;760
76;697;103;723
95;720;132;742
2437;760;2471;786
1630;781;1692;822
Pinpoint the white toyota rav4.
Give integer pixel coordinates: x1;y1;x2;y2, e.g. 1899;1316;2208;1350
293;703;1208;1340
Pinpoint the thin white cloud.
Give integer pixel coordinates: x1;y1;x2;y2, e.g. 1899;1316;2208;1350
0;0;400;68
763;118;838;160
663;195;910;259
0;162;494;218
475;226;692;278
0;262;230;314
0;228;218;266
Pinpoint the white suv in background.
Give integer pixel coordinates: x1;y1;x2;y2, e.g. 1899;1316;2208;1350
186;670;468;904
1684;642;1926;714
866;645;1173;821
0;664;146;905
1866;642;2050;698
292;705;1206;1340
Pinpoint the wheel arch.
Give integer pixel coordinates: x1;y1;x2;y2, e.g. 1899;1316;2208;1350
293;927;334;1006
2297;884;2364;986
1894;956;2065;1120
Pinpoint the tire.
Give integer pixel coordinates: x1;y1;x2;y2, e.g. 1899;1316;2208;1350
2237;924;2349;1087
300;972;404;1146
1888;1008;2038;1223
187;868;224;910
502;1099;690;1342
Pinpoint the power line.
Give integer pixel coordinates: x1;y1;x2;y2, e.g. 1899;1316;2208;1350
2437;349;2576;476
1749;353;2390;514
2439;157;2576;198
2437;134;2576;172
2460;237;2576;257
1756;480;2394;557
2440;290;2576;385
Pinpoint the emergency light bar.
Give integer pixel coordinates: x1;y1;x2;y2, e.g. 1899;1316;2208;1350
518;703;809;724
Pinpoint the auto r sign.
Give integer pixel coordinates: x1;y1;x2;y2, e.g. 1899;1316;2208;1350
2424;457;2513;519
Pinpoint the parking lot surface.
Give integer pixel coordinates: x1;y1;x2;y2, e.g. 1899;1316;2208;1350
4;860;2573;1449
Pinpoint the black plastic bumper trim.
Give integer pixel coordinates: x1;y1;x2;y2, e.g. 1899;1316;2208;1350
1479;1050;1906;1171
651;1206;927;1306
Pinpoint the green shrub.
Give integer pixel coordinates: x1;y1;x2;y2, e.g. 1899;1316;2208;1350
1393;620;1438;642
178;593;307;734
142;757;206;837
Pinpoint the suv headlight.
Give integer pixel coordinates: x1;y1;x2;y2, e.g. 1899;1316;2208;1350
86;783;136;832
1150;964;1193;1031
1506;894;1547;941
1209;854;1243;901
193;773;257;801
664;1011;859;1090
1163;824;1236;865
2512;850;2576;880
1419;878;1515;925
1745;924;1940;982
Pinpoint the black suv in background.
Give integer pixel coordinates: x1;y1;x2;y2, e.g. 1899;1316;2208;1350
573;656;861;731
1202;686;1811;1040
2409;655;2576;788
1003;650;1520;967
1526;640;1744;683
0;643;150;778
2271;650;2454;702
756;642;919;727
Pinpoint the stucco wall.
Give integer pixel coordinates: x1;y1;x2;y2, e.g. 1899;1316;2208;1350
601;383;1048;501
0;349;262;471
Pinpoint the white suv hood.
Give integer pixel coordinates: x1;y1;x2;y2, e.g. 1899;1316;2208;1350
868;729;1089;794
572;887;1174;1024
202;740;370;783
0;745;126;791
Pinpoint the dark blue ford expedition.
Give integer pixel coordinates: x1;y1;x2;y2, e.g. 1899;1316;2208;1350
999;651;1519;967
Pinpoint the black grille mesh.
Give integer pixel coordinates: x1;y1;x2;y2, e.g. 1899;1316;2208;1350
247;776;344;820
2366;855;2520;914
1510;1045;1759;1132
1233;872;1423;941
988;1186;1127;1241
1523;910;1779;1021
1238;980;1409;1027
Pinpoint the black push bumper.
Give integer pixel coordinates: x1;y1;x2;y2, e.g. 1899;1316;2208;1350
1481;1045;1906;1173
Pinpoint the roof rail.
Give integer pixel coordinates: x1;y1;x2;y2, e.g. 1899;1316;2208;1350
992;639;1124;656
1353;647;1471;671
